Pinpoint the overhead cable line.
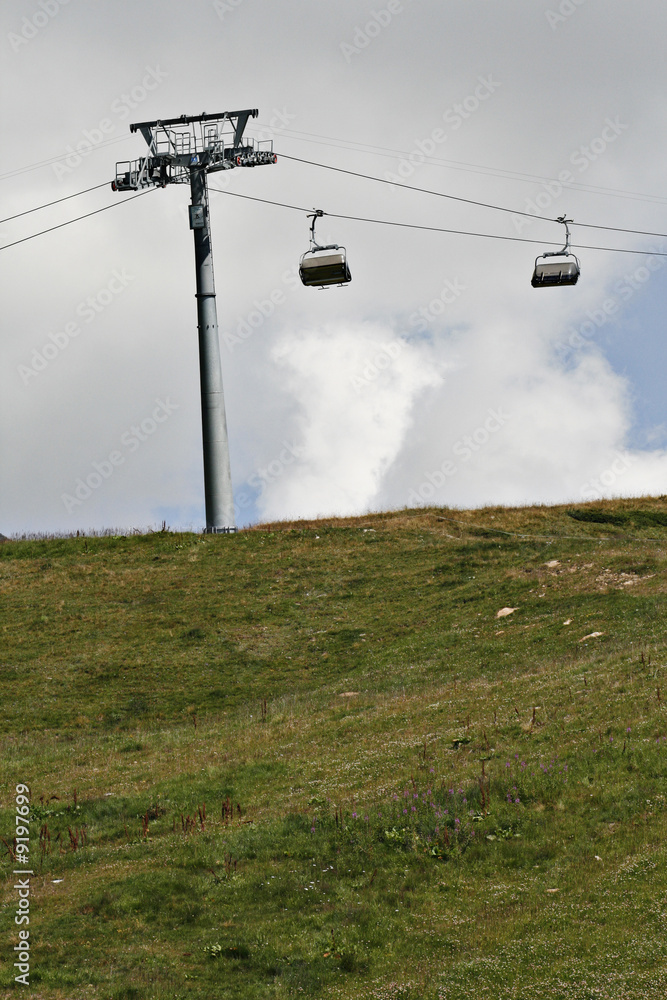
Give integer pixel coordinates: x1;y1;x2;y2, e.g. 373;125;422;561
0;188;156;251
280;153;667;241
208;187;667;257
0;182;111;224
280;153;554;223
251;124;667;207
0;134;136;182
3;176;664;259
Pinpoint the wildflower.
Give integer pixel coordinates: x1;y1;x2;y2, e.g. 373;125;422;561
455;817;460;825
626;727;631;733
506;762;511;768
352;811;357;819
429;768;434;773
311;826;315;833
435;825;439;834
515;798;520;805
462;797;467;804
403;809;407;815
414;793;418;799
411;806;417;813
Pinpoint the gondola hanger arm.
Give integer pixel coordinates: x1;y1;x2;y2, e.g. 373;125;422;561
307;208;326;249
542;215;574;258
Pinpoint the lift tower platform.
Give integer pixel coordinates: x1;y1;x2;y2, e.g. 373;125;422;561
112;110;276;533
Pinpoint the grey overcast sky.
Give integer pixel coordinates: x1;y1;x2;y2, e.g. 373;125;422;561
2;0;666;534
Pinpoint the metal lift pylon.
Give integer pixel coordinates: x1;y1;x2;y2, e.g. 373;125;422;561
112;109;277;533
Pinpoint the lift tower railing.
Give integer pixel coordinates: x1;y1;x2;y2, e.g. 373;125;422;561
112;109;276;533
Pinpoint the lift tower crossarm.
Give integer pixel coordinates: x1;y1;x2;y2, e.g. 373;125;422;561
112;109;275;191
129;109;259;132
111;108;276;533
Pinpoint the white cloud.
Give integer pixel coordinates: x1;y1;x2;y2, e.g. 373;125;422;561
255;322;443;520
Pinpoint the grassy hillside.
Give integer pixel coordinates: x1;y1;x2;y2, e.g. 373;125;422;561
1;498;667;999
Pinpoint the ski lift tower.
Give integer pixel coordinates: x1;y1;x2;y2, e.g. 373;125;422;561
111;110;276;533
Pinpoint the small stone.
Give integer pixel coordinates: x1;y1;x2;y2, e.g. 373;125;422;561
579;631;604;642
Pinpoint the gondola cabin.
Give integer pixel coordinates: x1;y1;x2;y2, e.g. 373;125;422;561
300;247;352;288
531;253;580;287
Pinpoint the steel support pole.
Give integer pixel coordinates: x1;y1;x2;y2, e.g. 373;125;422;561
189;167;236;533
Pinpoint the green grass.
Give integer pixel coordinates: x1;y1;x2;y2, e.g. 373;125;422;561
1;498;667;998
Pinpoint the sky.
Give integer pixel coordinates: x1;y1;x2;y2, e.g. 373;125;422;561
1;0;666;535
